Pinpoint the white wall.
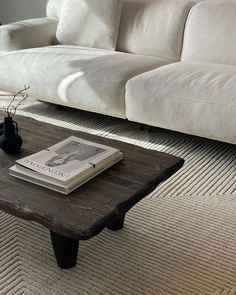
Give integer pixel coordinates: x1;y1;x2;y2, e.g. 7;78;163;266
0;0;48;24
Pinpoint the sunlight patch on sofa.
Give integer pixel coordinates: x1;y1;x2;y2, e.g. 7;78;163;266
57;71;84;102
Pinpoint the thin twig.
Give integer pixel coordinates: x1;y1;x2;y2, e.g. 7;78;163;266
2;85;30;117
11;94;28;117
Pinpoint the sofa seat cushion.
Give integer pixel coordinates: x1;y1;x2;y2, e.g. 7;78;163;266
0;45;169;118
126;62;236;144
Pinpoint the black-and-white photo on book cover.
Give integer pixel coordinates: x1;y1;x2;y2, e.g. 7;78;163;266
14;136;122;182
45;140;105;167
10;136;123;193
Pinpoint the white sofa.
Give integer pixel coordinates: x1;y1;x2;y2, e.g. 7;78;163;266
0;0;235;145
126;0;236;145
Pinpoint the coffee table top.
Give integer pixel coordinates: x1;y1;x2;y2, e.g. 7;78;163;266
0;114;184;240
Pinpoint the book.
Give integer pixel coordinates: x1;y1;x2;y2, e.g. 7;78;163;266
9;136;123;194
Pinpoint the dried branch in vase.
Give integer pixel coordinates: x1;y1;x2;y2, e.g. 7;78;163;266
2;85;30;117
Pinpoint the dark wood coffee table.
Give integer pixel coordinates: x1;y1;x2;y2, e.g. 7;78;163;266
0;114;184;269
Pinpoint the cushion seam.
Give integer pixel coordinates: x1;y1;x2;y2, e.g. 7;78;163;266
153;93;236;108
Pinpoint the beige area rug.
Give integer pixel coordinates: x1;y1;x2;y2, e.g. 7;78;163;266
0;97;236;295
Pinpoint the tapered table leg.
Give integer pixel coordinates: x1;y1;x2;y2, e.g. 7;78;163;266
50;231;79;269
107;213;125;231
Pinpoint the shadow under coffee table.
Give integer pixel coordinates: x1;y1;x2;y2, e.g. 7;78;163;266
0;114;184;269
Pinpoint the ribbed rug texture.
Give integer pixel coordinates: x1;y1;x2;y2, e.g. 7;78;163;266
0;97;236;295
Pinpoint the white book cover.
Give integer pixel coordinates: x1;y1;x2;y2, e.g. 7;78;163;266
15;136;122;183
9;152;123;194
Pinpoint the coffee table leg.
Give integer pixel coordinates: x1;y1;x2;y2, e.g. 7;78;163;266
50;231;79;269
107;213;125;231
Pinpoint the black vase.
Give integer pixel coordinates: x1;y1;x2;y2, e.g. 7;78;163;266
0;116;22;154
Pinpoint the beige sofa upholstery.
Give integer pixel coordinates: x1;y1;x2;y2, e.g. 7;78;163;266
126;1;236;144
0;0;194;118
0;46;167;118
47;0;194;61
0;17;58;51
126;62;236;144
0;0;235;144
181;1;236;65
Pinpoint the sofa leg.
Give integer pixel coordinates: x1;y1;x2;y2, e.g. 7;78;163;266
0;122;4;136
140;124;145;131
140;124;154;133
148;126;154;133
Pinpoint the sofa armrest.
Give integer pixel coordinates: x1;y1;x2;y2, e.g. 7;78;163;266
0;17;58;51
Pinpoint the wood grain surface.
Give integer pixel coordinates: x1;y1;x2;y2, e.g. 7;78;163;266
0;113;184;240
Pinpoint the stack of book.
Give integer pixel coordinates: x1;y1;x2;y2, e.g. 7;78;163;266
10;136;123;194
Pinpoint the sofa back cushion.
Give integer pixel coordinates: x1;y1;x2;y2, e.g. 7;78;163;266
56;0;122;50
116;0;194;61
47;0;194;61
181;1;236;65
47;0;62;18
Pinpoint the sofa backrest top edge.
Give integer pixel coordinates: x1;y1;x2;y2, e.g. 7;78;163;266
47;0;196;61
